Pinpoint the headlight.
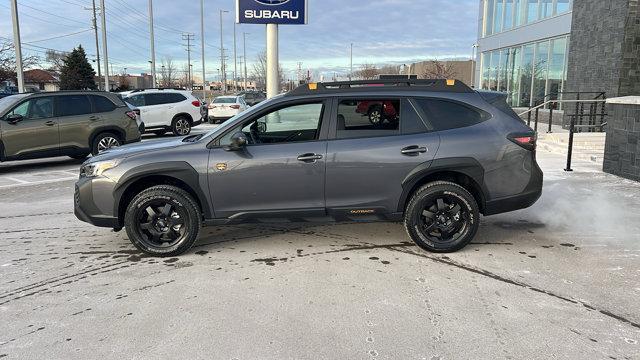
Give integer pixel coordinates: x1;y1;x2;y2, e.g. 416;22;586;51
80;160;120;178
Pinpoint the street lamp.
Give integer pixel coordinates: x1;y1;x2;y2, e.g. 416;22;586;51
220;10;229;93
243;32;250;91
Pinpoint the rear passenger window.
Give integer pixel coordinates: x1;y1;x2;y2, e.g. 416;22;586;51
91;95;116;113
166;93;186;103
336;99;400;139
56;95;91;117
416;99;486;131
145;93;169;106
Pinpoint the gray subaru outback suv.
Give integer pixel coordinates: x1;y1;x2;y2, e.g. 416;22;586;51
75;79;542;257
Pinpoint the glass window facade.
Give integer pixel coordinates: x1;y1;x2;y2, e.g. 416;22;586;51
483;0;572;37
479;36;569;108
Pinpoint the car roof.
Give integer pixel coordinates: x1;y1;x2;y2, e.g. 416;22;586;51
287;79;473;97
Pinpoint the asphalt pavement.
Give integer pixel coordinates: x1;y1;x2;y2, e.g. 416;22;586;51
0;133;638;359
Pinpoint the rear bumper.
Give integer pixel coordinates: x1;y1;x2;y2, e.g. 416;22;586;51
484;159;543;216
74;177;119;229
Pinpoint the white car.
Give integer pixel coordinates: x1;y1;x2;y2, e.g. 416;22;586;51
208;96;248;123
123;89;205;136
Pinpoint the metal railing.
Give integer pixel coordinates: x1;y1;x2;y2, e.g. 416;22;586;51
517;93;608;172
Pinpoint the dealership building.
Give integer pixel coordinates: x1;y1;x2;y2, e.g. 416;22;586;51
475;0;640;110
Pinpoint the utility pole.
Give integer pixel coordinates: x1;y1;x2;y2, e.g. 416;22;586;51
219;10;229;93
233;22;237;93
10;0;24;93
182;33;195;90
99;0;109;91
85;0;102;90
243;32;249;92
349;43;353;81
200;0;206;100
266;24;279;98
148;0;156;88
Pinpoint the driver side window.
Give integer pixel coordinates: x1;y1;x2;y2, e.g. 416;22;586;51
220;102;324;146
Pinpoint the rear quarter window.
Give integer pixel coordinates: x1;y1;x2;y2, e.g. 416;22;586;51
415;98;487;131
91;95;116;113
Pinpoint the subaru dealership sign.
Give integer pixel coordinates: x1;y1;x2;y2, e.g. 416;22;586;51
236;0;308;25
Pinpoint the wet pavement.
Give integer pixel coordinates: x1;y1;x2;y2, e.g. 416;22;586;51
0;143;639;359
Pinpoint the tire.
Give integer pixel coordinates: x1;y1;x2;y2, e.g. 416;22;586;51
368;105;383;125
404;181;480;253
91;132;121;155
153;130;166;136
124;185;201;257
70;153;89;160
171;116;191;136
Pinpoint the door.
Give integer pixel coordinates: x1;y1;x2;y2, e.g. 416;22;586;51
1;96;59;159
325;98;440;215
142;93;170;127
56;95;98;152
209;101;329;219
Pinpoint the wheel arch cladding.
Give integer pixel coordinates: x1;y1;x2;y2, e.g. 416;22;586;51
173;113;193;123
114;162;211;227
90;126;126;145
398;157;488;214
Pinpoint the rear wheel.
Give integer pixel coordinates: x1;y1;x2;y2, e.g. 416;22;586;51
368;105;383;125
91;132;121;155
172;116;191;136
404;181;480;253
124;185;201;257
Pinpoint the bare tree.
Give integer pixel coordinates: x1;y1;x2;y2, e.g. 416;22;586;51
0;41;40;84
45;50;67;76
422;60;458;79
378;64;401;75
250;51;285;91
354;63;379;80
159;57;177;88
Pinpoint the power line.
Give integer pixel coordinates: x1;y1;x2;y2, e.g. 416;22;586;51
28;29;93;43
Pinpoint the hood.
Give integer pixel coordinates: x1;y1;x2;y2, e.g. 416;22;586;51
89;137;187;163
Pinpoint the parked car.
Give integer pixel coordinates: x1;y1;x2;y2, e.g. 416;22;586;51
355;100;399;125
238;91;266;106
208;96;249;123
75;79;542;257
123;89;204;137
0;91;142;162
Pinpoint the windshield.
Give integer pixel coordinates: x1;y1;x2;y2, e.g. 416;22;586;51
0;94;29;114
200;95;283;139
214;97;237;104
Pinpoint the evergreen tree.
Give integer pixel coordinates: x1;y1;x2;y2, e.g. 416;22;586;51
59;45;96;90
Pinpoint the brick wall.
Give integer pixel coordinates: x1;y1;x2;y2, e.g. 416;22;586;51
603;102;640;181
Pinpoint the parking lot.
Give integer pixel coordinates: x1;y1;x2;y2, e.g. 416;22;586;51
0;136;639;359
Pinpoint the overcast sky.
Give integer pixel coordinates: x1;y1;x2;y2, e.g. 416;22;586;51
0;0;479;81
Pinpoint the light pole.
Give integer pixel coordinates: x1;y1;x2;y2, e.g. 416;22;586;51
266;24;279;98
148;0;156;88
243;32;249;92
99;0;109;91
233;22;237;93
471;43;478;88
349;43;353;81
219;10;229;93
10;0;24;93
200;0;206;100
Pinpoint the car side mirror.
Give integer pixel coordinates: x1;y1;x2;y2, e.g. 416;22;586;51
6;114;23;125
256;121;267;133
225;131;248;151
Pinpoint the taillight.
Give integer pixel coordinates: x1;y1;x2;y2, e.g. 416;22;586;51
508;132;537;151
230;104;240;109
192;100;201;107
125;111;137;121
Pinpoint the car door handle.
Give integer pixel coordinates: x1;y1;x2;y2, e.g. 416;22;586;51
401;145;428;156
44;120;56;126
297;153;323;162
89;115;99;121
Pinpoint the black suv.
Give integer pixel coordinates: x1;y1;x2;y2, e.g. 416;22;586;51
75;79;542;257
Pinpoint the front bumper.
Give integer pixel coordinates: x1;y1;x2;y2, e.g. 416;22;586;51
74;176;119;228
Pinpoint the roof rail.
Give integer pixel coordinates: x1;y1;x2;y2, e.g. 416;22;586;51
287;79;473;96
129;87;187;93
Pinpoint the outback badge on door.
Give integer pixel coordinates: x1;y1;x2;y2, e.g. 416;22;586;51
216;163;228;171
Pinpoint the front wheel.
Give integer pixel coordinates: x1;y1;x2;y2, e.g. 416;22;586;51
172;117;191;136
404;181;480;253
124;185;201;257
